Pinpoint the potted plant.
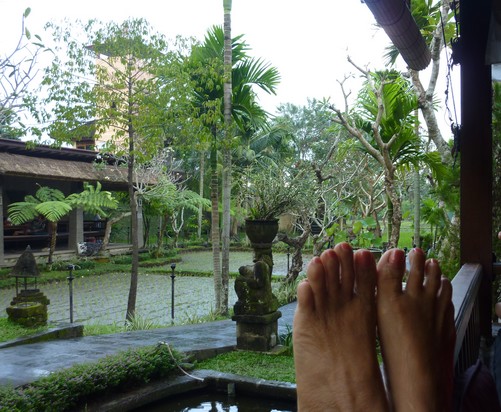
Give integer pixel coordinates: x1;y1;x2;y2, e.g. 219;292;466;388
243;169;303;243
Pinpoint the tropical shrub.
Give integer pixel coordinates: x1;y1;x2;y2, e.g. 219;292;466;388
0;343;181;412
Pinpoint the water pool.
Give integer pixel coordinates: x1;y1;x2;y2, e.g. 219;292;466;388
139;389;297;412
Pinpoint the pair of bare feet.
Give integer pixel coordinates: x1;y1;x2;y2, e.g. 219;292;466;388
293;242;456;412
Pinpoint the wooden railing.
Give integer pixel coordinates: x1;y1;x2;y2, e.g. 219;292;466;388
452;263;483;376
3;220;107;249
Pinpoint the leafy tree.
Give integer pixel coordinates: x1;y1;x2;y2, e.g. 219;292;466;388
0;8;47;139
30;18;193;320
329;67;446;247
8;182;117;264
141;167;210;253
272;100;383;254
384;0;456;164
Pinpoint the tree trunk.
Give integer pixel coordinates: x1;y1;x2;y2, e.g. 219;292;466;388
413;167;421;248
198;151;205;239
102;211;131;251
155;212;169;256
387;195;393;246
221;149;231;315
126;100;139;321
143;213;150;247
220;0;232;315
210;139;222;313
126;182;139;322
385;176;402;248
278;223;311;284
410;0;453;165
48;220;57;264
373;210;382;238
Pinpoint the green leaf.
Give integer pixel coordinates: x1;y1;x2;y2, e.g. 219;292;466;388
23;7;31;18
35;201;72;222
353;220;363;234
362;216;377;227
325;223;339;237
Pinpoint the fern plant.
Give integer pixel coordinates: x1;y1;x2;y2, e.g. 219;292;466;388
8;182;118;264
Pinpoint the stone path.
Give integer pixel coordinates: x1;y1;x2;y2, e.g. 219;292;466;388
0;301;297;388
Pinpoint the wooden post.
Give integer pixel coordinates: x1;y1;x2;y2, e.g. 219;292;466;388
460;0;493;338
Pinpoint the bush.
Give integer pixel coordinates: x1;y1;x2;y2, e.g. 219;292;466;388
40;259;97;272
0;343;181;412
124;313;161;331
111;255;132;265
274;276;302;306
279;324;293;356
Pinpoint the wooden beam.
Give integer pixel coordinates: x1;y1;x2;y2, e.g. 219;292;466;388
460;0;493;337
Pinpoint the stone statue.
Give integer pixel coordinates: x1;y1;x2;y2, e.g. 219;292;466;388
234;251;279;316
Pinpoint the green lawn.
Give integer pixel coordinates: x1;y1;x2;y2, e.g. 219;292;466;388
0;318;50;342
196;350;296;383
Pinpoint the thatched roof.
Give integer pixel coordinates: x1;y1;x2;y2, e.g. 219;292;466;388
0;152;128;187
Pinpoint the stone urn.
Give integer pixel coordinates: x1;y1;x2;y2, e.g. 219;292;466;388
244;219;279;244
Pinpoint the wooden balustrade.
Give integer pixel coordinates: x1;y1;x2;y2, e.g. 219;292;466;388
452;263;483;376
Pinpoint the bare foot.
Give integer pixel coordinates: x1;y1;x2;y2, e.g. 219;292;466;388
376;248;455;412
293;243;389;411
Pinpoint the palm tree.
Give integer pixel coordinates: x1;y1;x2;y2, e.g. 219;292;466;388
8;182;118;263
222;0;233;317
189;26;280;314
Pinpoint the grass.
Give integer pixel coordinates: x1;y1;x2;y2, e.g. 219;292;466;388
0;253;181;289
0;318;50;343
196;350;296;383
82;323;124;337
398;221;413;248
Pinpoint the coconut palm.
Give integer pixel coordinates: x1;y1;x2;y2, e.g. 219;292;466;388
189;25;279;314
8;182;118;264
222;0;233;318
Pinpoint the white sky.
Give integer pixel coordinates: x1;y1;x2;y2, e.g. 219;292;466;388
0;0;458;138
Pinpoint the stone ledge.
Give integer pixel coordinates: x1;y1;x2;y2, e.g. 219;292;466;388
0;323;84;349
82;369;296;412
232;310;282;324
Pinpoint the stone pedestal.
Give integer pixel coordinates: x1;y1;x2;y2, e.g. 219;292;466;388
7;302;48;327
7;289;50;327
232;311;281;352
234;219;282;352
10;289;50;306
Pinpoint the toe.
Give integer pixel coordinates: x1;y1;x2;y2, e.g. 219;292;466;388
354;249;377;302
437;276;453;317
376;248;406;297
319;248;341;297
305;256;327;309
333;242;355;297
423;258;443;297
296;280;316;313
406;248;426;295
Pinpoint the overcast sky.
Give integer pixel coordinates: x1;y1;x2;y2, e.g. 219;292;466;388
0;0;458;137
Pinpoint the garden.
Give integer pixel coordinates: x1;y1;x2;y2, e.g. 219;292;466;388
2;1;501;411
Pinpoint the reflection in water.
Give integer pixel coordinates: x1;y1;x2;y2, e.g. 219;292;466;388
140;390;297;412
